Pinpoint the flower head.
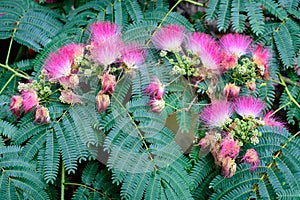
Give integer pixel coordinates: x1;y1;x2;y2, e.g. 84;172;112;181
59;90;82;104
96;91;110;113
220;34;252;58
151;24;185;52
252;45;271;77
90;39;122;66
144;78;164;100
221;157;237;178
149;99;165;113
58;74;80;89
120;44;147;68
200;100;232;128
10;95;23;117
101;73;116;94
90;21;120;44
218;137;240;159
263;111;284;128
220;50;238;70
223;83;240;99
234;96;265;118
242;148;260;171
21;89;39;113
186;32;221;70
34;106;50;124
43;44;84;81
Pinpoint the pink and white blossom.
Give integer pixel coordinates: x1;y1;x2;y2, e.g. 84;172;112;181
90;21;120;44
149;99;165;113
200;100;232;128
223;83;240;99
221;157;237;178
234;96;265;118
263;111;284;128
10;95;23;117
34;106;50;124
21;89;39;113
242;148;260;171
151;24;185;52
252;45;271;77
186;32;221;70
59;90;82;104
101;73;116;94
220;34;252;58
120;44;147;68
218;137;240;159
96;91;110;113
144;78;164;100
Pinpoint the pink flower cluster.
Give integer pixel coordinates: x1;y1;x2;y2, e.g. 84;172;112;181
144;78;165;113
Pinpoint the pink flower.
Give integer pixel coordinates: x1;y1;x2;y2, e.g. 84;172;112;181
263;111;284;128
120;44;147;68
221;157;237;178
151;24;185;52
43;44;84;81
90;39;122;66
21;89;39;113
10;95;23;117
34;106;50;124
149;99;165;113
144;78;164;100
200;100;232;128
252;45;271;77
101;73;116;94
220;50;238;70
218;137;240;159
242;148;260;171
234;96;265;118
90;21;120;44
223;83;240;99
58;74;79;89
220;34;252;58
95;91;110;113
59;90;82;104
186;32;221;70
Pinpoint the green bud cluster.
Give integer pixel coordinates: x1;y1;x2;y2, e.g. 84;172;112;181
226;117;263;146
231;57;257;84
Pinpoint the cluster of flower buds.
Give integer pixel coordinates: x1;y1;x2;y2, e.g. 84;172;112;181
198;96;283;177
96;73;116;113
144;78;165;113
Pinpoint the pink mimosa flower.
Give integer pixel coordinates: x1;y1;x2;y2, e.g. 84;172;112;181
120;44;147;68
234;96;265;118
59;90;82;104
223;83;240;99
263;111;284;128
221;157;237;178
252;45;271;76
200;100;232;128
242;149;260;171
10;95;23;117
218;137;240;159
101;73;116;94
43;44;84;81
186;32;221;70
151;24;185;52
34;106;50;124
90;39;122;66
220;34;252;58
21;89;39;113
96;91;110;113
58;74;79;89
144;78;165;100
90;21;120;44
149;99;165;113
220;50;238;70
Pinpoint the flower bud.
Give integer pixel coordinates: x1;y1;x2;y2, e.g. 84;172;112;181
101;73;116;94
221;157;237;178
96;91;110;113
59;90;82;104
34;106;50;124
59;74;79;89
247;81;256;92
21;89;39;113
10;95;23;117
223;83;240;99
149;99;165;113
242;148;260;171
145;78;164;100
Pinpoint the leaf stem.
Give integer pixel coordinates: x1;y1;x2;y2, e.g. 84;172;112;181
279;73;300;109
0;63;30;79
269;101;291;116
184;0;204;6
61;162;65;200
6;26;18;65
157;0;183;29
64;182;109;197
0;74;15;95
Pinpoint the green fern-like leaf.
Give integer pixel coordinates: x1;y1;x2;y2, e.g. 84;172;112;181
245;1;265;35
126;0;143;22
217;0;231;32
231;0;246;33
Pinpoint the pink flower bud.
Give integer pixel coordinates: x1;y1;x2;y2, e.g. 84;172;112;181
218;137;240;159
34;106;50;124
242;149;260;171
59;74;79;89
101;73;116;94
221;157;237;178
247;81;256;92
10;95;23;117
21;89;39;113
59;90;82;104
223;83;240;99
149;99;165;113
145;78;164;100
95;91;110;113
